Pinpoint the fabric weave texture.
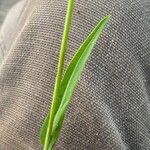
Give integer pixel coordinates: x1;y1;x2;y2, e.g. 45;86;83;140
0;0;150;149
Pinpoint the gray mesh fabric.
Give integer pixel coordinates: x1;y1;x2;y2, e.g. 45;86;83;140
0;0;150;149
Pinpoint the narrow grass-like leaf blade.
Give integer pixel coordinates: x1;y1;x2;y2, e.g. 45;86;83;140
40;15;110;148
40;0;74;148
59;16;110;99
40;114;50;145
48;114;65;150
52;15;110;135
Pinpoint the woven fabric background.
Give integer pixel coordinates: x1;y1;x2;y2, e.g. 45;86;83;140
0;0;150;149
0;0;20;26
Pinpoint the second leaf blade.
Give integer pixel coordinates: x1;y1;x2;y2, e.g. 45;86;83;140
52;15;110;136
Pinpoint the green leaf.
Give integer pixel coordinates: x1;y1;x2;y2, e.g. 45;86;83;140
40;113;50;145
52;15;110;138
40;13;110;149
40;110;64;146
48;114;65;150
40;16;110;147
42;0;74;150
59;15;110;99
40;14;107;143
